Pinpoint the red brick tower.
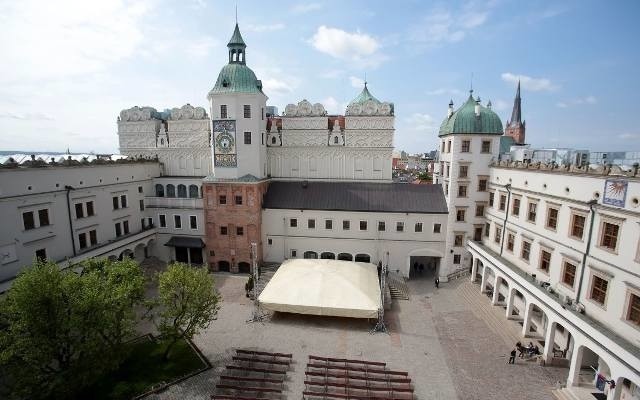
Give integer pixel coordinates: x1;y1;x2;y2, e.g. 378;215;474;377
505;81;526;144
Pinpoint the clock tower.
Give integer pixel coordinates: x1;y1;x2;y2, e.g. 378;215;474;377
203;23;270;273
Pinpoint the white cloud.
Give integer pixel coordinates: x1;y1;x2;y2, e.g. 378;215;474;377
292;3;322;14
556;102;568;108
556;96;597;108
245;23;285;32
320;69;344;79
262;78;294;94
309;26;386;68
0;112;55;121
321;97;348;115
0;0;153;83
185;36;218;58
618;133;640;140
501;72;558;91
426;88;463;96
406;113;437;132
349;76;365;88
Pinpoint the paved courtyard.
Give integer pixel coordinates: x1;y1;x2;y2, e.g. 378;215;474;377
148;271;567;400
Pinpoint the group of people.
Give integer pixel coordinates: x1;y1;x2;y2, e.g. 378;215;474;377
508;341;541;364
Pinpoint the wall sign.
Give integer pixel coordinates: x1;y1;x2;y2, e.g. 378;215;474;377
603;179;628;207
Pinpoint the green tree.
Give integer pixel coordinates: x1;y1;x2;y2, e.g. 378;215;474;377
155;263;221;360
0;258;145;399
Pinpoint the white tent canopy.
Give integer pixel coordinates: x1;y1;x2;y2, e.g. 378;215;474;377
258;259;381;319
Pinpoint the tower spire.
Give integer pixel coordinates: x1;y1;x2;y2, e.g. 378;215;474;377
510;80;522;124
505;80;525;144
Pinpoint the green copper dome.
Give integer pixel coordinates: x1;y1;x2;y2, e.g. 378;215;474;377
209;63;263;95
348;83;381;106
439;92;504;136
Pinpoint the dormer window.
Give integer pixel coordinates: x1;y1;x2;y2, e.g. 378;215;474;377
222;79;229;88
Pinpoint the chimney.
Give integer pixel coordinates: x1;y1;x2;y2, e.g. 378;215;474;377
475;97;481;116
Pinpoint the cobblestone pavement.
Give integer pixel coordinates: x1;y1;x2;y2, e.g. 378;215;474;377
147;272;567;400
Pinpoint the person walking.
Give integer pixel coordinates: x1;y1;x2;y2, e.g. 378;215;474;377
435;277;440;288
508;348;517;364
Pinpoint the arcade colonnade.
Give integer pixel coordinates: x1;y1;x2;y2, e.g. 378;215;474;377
467;241;640;400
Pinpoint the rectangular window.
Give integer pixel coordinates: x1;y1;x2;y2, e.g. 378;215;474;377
219;195;227;205
521;240;531;261
445;184;449;196
220;226;228;235
220;105;227;119
459;165;468;178
325;219;333;230
454;234;464;247
489;192;494;207
243;104;251;118
343;220;350;230
138;186;143;193
590;275;608;305
627;293;640;326
458;185;467;197
481;140;491;153
475;204;485;217
262;107;264;120
441;141;445;152
453;254;461;264
115;223;122;237
244;131;251;145
268;238;272;245
38;209;50;226
120;195;127;208
600;221;619;251
123;220;130;235
159;214;166;228
498;194;506;211
415;222;423;232
75;203;84;219
512;198;520;217
35;248;47;261
527;202;537;222
86;201;94;216
494;226;502;244
447;141;451;153
139;199;145;211
89;230;97;246
484;223;490;237
506;233;515;252
236;226;244;236
562;261;577;287
113;196;119;210
291;249;297;258
308;219;316;229
546;207;559;230
174;215;182;229
433;223;441;233
461;140;470;153
235;195;243;205
456;209;465;222
570;213;586;239
539;250;551;273
190;216;197;229
79;232;87;249
478;179;487;191
377;221;386;231
359;220;367;231
396;221;404;232
290;218;297;228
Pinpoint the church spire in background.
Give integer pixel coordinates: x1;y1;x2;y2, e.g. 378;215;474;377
505;80;526;144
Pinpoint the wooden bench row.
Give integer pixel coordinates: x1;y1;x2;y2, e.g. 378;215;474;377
303;390;414;400
226;364;288;375
305;380;413;393
309;355;386;367
306;371;411;384
216;384;281;394
237;349;293;359
220;375;283;384
233;355;291;366
307;363;408;376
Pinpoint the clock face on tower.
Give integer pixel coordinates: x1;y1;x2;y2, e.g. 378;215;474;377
213;120;237;167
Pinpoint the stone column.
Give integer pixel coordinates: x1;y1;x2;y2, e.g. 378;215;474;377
567;344;584;387
505;288;515;319
521;302;533;337
543;321;557;364
480;265;488;293
492;275;500;305
470;257;478;282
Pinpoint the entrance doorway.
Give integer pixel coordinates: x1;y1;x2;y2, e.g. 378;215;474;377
189;248;203;265
409;256;440;279
175;247;189;263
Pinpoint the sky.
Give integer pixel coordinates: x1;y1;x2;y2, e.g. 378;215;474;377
1;0;640;154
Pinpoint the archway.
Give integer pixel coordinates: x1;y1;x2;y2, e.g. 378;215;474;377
303;251;318;259
543;321;574;366
522;302;549;341
320;252;335;259
218;260;230;272
613;377;640;400
189;184;199;198
118;249;133;261
177;184;187;198
569;346;612;394
407;248;442;280
166;184;176;197
506;287;526;321
155;184;164;197
238;262;251;273
133;243;146;262
337;253;353;261
354;254;371;263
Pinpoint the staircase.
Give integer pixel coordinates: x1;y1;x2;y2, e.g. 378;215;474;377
387;272;410;300
457;280;523;347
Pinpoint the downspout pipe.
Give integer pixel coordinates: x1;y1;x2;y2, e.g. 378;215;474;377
576;199;598;304
65;185;77;257
499;184;512;256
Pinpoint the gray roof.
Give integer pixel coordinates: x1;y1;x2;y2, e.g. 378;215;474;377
263;181;448;214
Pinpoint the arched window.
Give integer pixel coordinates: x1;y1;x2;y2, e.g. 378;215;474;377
189;184;199;198
337;253;353;261
218;260;230;272
155;184;165;197
166;184;176;198
320;252;335;259
334;136;339;144
303;251;318;259
271;136;276;144
355;254;371;263
177;184;187;198
238;50;243;62
231;50;236;62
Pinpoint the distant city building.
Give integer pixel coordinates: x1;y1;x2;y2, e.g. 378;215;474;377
265;105;279;117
